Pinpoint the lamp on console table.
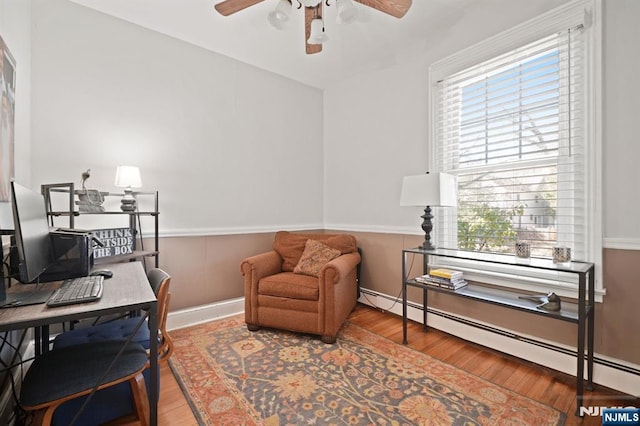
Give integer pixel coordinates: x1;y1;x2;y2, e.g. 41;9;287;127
114;166;142;212
400;172;457;250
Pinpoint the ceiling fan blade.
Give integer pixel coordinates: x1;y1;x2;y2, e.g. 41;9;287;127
214;0;266;16
305;5;322;55
353;0;412;18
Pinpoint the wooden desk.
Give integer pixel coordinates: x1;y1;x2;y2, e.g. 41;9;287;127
0;261;159;425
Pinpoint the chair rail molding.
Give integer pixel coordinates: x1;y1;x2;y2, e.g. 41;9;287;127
603;237;640;251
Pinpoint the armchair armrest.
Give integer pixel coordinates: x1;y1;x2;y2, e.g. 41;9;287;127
241;251;283;327
317;251;361;343
319;252;361;284
240;251;283;283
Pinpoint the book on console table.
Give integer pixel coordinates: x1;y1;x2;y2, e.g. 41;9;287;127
415;274;468;290
428;268;464;280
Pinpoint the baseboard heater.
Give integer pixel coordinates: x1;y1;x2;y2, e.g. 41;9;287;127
360;288;640;378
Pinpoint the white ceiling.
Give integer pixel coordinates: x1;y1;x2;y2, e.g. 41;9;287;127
67;0;569;89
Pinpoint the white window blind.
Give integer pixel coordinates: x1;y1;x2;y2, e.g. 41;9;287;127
434;27;587;261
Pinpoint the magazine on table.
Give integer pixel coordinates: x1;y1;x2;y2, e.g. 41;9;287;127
415;274;468;290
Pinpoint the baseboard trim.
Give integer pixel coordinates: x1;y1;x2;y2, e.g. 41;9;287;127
358;287;640;398
166;297;244;331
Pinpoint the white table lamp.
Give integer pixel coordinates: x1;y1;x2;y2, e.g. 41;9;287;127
400;172;457;250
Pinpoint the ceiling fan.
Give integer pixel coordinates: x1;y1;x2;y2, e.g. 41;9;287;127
214;0;412;54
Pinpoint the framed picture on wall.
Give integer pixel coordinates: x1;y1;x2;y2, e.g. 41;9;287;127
1;35;17;202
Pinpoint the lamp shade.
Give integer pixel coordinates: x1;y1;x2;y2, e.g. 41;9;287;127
336;0;358;24
400;173;457;207
114;166;142;188
268;0;292;30
308;18;329;44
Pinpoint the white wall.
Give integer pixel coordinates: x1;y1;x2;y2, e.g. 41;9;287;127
13;0;640;244
324;0;640;248
29;0;324;235
324;62;429;234
601;0;640;246
0;0;31;230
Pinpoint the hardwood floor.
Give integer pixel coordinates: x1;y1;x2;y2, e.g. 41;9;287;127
136;304;638;425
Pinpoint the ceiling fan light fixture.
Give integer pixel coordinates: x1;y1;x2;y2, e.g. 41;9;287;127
307;18;329;44
336;0;357;24
214;0;413;54
268;0;292;30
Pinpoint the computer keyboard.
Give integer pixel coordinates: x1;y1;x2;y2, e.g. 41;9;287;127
46;275;104;307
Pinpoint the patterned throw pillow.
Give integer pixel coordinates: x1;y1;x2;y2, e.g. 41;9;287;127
293;239;342;277
272;231;357;272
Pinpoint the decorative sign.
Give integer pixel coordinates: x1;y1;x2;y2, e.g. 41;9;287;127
92;227;135;259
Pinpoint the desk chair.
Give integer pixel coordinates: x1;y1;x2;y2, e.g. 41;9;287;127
45;269;172;426
19;340;150;426
54;268;173;362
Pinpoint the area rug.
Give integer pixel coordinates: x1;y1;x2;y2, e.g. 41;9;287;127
168;315;565;425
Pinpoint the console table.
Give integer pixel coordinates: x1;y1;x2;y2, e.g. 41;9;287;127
401;247;595;415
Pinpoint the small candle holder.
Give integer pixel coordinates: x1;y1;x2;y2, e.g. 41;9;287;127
515;242;531;259
552;247;571;263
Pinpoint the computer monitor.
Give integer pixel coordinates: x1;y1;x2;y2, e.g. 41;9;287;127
0;182;56;307
10;181;56;283
11;182;55;283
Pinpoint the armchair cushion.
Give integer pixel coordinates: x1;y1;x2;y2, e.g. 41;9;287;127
293;239;342;277
259;272;319;301
273;231;358;271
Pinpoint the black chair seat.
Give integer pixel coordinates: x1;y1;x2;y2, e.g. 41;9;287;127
21;340;147;407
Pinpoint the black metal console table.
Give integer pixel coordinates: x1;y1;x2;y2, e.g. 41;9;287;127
401;247;595;415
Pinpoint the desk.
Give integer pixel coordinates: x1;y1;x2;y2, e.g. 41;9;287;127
402;247;595;416
0;261;159;425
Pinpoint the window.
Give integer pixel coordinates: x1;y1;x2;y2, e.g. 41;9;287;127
429;0;602;296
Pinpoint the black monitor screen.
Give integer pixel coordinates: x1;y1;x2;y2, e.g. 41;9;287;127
10;181;55;283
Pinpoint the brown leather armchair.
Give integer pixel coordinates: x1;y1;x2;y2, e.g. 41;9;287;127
241;231;361;343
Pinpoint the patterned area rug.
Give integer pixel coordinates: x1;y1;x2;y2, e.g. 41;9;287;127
169;315;565;425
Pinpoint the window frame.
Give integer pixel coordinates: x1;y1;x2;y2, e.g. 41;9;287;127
428;0;603;301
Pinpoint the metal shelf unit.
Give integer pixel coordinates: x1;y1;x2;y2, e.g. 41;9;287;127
41;183;159;269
